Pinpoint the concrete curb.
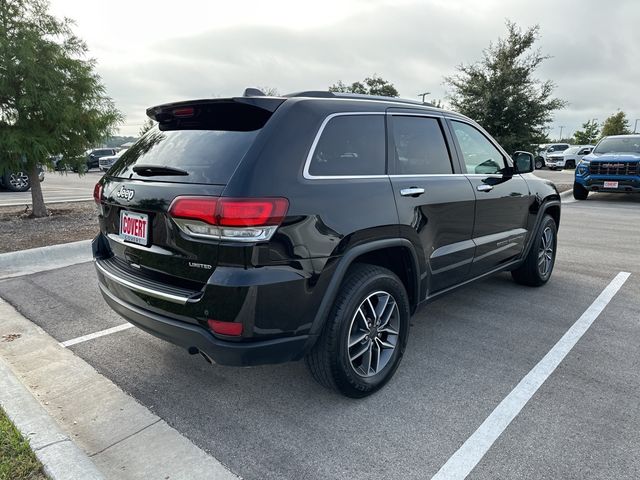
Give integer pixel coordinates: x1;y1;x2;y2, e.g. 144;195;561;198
0;239;93;280
0;357;104;480
0;197;93;207
0;298;239;480
559;189;573;199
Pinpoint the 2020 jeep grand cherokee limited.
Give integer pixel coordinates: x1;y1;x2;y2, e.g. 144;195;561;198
93;91;560;397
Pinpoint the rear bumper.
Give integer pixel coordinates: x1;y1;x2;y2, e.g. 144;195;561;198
98;280;312;366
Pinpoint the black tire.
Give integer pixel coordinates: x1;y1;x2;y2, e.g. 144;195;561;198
511;215;557;287
573;182;588;200
2;172;31;192
305;263;410;398
565;160;576;169
535;157;544;169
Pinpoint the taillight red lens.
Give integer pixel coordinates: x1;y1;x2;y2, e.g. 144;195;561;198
168;196;217;224
217;198;289;227
168;197;289;227
207;319;243;336
93;183;103;205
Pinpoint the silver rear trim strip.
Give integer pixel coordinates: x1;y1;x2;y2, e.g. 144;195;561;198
95;260;190;305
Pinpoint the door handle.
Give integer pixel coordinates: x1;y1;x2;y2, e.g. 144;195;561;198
400;187;425;197
476;184;493;192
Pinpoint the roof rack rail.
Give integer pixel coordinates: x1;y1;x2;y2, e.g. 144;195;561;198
284;90;433;107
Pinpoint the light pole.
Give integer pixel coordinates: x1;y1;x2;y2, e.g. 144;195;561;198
558;125;565;141
634;119;639;133
418;92;430;103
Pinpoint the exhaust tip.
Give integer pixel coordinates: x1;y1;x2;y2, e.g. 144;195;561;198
199;351;214;365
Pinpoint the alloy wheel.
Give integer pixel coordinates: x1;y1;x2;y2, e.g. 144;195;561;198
347;290;400;377
9;172;29;189
538;226;554;277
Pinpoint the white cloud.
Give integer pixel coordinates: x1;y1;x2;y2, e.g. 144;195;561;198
49;0;640;137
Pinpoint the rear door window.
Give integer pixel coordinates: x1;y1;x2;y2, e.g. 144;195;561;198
307;115;386;177
109;128;259;184
391;116;453;174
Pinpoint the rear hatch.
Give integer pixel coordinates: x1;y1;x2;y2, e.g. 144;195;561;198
97;97;284;306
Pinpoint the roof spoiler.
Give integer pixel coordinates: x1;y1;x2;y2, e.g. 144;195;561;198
146;97;286;132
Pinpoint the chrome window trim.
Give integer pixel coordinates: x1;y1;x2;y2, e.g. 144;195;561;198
303;112;387;180
302;112;513;181
95;260;191;305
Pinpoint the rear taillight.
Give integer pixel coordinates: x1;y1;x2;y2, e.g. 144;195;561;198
168;196;288;242
207;319;243;336
93;183;103;204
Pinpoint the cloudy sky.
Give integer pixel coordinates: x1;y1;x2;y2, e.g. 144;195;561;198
50;0;640;138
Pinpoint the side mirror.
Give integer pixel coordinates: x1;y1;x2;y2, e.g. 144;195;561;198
512;151;534;173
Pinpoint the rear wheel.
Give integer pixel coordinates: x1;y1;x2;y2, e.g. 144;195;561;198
3;172;30;192
305;264;410;398
573;182;588;200
511;215;557;287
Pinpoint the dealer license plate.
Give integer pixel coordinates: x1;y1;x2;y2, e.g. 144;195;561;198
603;181;618;189
119;210;149;245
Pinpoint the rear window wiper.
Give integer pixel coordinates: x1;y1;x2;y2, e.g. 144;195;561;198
132;164;189;176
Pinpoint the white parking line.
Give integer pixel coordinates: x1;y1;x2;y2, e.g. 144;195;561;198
432;271;631;480
59;323;133;348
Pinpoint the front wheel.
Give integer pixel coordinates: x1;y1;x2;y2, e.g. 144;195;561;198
305;264;410;398
3;172;31;192
573;182;588;200
565;160;576;169
511;215;557;287
535;157;544;170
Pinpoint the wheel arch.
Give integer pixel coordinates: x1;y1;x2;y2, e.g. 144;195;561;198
521;199;561;261
303;239;422;351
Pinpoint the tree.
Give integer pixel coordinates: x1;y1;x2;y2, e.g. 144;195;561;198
573;120;600;144
444;21;566;154
0;0;122;217
139;118;156;136
329;75;399;97
600;111;631;137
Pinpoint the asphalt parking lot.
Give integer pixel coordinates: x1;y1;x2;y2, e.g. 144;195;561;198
1;190;639;479
0;170;103;206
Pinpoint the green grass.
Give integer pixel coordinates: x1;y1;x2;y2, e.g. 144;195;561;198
0;407;47;480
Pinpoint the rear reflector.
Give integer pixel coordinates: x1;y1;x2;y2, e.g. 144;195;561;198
168;196;288;242
93;183;103;204
207;320;243;336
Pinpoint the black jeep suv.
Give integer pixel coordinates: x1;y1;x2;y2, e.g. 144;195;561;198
93;91;560;397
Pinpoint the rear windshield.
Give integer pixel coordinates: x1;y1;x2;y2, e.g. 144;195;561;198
108;127;259;184
593;137;640;155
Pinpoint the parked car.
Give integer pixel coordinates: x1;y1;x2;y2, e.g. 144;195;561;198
93;90;560;397
0;166;44;192
545;145;594;170
535;143;571;169
80;148;118;172
99;149;127;172
573;134;640;200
